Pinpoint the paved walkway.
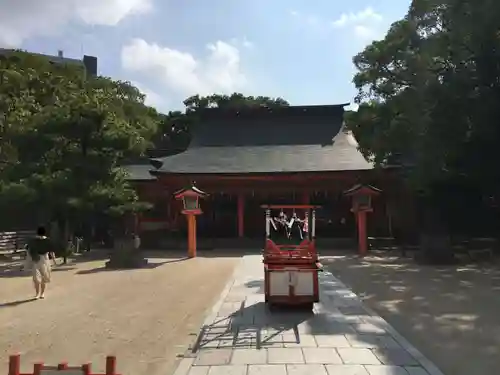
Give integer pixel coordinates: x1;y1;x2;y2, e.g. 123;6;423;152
173;255;445;375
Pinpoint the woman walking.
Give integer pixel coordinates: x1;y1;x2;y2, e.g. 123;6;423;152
27;226;53;299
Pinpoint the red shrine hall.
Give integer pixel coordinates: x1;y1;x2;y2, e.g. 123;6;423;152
124;104;417;249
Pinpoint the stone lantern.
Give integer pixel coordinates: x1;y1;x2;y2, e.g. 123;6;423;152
174;184;208;258
344;184;381;256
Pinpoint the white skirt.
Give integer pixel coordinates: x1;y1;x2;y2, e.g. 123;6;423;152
30;254;52;283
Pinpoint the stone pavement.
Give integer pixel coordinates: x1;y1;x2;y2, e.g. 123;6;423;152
173;255;445;375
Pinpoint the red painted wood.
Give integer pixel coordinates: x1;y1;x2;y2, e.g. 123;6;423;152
8;355;119;375
82;363;91;375
357;211;368;256
155;171;367;183
237;194;245;237
8;354;20;375
263;235;320;306
186;214;197;258
261;204;320;209
105;356;116;375
33;363;42;375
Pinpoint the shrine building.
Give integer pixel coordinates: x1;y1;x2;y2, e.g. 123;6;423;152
124;104;416;248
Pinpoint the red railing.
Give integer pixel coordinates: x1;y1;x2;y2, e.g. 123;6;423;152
8;355;119;375
263;238;318;263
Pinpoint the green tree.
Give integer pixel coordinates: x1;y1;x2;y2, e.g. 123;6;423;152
0;51;159;235
346;0;500;259
348;0;500;193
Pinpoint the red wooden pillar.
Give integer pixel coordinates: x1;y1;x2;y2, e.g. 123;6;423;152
82;363;92;375
105;356;117;375
237;193;245;238
8;355;20;375
357;211;368;256
33;363;43;375
192;215;197;256
187;214;196;258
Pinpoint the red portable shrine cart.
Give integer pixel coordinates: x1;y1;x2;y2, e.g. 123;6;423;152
261;204;323;310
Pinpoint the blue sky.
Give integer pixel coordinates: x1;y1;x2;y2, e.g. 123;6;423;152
0;0;409;113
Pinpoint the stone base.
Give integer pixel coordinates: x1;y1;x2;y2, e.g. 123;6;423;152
416;233;457;265
105;237;149;269
105;254;149;269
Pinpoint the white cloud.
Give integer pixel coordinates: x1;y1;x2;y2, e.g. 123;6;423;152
290;7;382;37
121;38;248;99
131;81;166;110
0;0;152;47
331;7;383;40
77;0;152;25
332;7;382;27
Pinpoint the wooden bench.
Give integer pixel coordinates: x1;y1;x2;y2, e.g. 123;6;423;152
453;237;496;261
368;237;397;250
0;230;35;257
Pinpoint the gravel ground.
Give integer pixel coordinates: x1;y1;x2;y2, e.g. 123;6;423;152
0;252;238;375
323;252;500;375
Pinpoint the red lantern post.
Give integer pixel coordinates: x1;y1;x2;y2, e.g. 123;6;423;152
173;185;208;258
344;184;381;256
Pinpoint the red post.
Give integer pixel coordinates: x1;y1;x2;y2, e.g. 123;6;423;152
33;363;43;375
8;355;20;375
237;194;245;238
105;356;117;375
82;363;92;375
58;363;69;370
357;211;368;256
187;214;196;258
192;215;197;258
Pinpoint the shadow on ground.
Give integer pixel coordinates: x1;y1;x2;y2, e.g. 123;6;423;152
0;249;245;277
192;300;351;352
67;248;260;265
75;258;186;275
0;298;37;308
191;269;424;370
0;262;77;278
323;251;500;375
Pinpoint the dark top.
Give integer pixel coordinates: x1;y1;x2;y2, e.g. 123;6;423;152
149;104;372;174
28;236;51;262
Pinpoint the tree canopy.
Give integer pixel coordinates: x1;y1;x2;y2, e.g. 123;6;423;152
0;51;161;229
346;0;500;198
0;51;289;233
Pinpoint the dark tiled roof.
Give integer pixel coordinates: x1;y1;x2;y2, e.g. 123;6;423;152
191;105;346;148
136;103;373;176
152;130;372;174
